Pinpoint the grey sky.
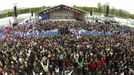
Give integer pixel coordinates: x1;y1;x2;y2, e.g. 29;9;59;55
0;0;134;14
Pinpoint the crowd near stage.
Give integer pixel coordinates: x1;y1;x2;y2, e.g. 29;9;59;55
0;5;134;75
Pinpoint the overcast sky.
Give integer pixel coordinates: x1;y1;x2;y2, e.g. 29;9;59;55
0;0;134;14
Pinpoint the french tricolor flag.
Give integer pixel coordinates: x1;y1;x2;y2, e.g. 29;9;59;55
4;19;13;31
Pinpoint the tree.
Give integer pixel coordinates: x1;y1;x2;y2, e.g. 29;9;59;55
0;5;134;19
110;7;116;16
97;2;102;13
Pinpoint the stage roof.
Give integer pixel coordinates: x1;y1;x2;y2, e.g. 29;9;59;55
37;4;88;14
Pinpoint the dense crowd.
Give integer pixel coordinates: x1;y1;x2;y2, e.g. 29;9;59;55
0;21;134;75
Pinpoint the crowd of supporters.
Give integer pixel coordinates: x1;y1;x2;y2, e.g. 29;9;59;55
0;21;134;75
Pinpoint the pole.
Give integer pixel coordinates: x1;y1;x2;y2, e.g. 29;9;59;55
13;3;18;26
105;3;109;17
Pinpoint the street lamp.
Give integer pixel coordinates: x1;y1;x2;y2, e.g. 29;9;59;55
105;3;109;17
13;3;18;26
13;3;18;18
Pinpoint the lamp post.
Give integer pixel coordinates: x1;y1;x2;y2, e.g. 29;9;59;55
14;3;18;17
13;3;18;26
105;3;109;17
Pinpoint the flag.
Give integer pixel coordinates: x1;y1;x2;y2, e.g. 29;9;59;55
5;26;13;32
2;19;13;32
